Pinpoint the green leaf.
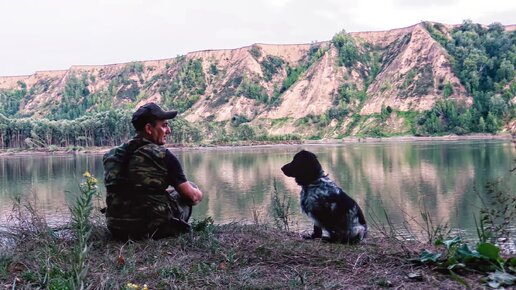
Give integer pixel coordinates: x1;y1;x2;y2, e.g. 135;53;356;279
419;250;442;263
506;257;516;267
448;263;466;270
456;244;480;262
436;236;462;249
477;243;501;261
445;236;461;248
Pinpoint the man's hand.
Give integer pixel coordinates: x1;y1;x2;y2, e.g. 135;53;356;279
176;181;203;205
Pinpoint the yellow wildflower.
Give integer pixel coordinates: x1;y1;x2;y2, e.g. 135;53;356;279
126;282;140;289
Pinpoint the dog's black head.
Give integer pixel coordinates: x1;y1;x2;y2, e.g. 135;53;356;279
281;150;323;186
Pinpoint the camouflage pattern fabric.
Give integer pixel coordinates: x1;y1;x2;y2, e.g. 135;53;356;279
103;136;192;240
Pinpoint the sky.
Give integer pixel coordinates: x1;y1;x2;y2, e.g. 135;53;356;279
0;0;515;76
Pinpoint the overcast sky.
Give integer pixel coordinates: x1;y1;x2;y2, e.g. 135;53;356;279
0;0;514;76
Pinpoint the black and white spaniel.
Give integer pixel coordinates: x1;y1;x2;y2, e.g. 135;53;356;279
281;150;367;244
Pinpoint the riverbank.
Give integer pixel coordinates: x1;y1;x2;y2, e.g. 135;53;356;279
0;221;487;289
0;133;513;157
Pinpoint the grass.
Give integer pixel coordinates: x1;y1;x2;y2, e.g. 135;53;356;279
1;220;482;290
270;179;294;231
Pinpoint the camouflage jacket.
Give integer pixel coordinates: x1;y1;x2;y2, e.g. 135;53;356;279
103;136;183;237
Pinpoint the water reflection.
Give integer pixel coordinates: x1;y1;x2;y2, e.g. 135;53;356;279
1;141;514;239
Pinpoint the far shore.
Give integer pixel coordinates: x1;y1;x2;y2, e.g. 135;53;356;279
0;133;513;157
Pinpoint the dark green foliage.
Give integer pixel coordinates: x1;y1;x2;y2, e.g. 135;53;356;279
364;126;387;137
380;105;392;121
210;63;219;75
413;65;434;96
0;81;26;116
275;43;328;98
326;105;349;120
249;45;262;59
402;70;416;89
280;66;304;93
177;59;206;94
363;51;382;88
414;236;516;288
332;30;360;67
238;80;269;104
423;22;449;46
234;124;256;141
443;82;454;97
160;58;206;112
0;109;134;148
305;42;327;64
169;118;203;144
413;99;503;135
443;21;514;117
416;21;515;135
260;55;284;81
337;83;366;103
399;65;434;98
29;79;53;96
117;80;140;101
231;114;250;126
106;62;145;101
174;95;200;113
212;75;243;107
415;100;461;135
64;74;90;99
50;74;91;120
485;112;500;133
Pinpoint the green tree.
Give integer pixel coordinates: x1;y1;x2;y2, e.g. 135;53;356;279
443;82;453;97
331;30;359;67
485;112;499;133
478;116;486;132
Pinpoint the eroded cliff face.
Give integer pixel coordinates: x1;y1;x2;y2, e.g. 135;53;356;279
0;22;512;137
358;24;470;115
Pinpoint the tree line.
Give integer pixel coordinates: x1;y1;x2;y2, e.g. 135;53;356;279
0;109;206;149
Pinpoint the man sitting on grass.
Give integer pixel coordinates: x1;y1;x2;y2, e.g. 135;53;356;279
103;103;203;240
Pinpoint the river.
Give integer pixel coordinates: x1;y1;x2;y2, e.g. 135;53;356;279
1;140;514;242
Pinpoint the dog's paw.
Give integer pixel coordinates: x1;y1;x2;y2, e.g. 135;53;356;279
302;233;315;240
302;232;322;240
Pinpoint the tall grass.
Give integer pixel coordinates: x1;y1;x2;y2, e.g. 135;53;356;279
0;171;101;289
70;171;99;290
474;177;516;244
270;179;294;231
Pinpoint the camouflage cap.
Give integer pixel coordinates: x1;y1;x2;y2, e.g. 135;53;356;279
131;102;178;130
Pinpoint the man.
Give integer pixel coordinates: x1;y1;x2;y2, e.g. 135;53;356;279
103;102;203;240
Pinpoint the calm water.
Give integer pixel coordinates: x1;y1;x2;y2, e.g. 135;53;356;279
1;140;515;240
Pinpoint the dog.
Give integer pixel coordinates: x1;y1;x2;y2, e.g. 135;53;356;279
281;150;367;244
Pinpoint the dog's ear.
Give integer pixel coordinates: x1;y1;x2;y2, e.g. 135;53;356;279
281;151;306;177
281;162;294;176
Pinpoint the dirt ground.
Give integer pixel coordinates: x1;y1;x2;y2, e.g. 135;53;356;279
1;222;489;290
